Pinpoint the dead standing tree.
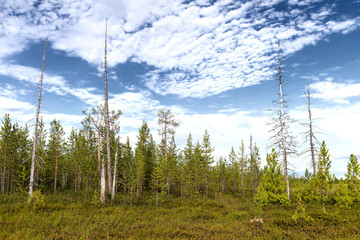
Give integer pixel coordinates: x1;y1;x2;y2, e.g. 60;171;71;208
300;84;321;175
267;42;297;200
104;19;113;201
29;38;48;198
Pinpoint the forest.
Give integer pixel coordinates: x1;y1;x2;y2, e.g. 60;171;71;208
1;31;360;239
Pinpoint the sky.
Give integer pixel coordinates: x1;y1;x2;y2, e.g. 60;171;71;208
0;0;360;177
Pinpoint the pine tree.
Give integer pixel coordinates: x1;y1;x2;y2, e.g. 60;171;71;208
238;140;247;197
248;141;261;194
345;154;360;202
0;114;13;194
120;136;134;205
157;109;179;197
35;118;47;191
254;149;289;206
315;141;332;213
334;180;353;209
134;121;153;199
47;119;65;195
183;133;194;197
201;130;214;198
228;146;239;194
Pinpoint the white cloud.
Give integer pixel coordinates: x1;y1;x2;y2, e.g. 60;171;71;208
0;0;359;99
291;102;360;176
0;96;34;112
310;80;360;104
0;63;67;87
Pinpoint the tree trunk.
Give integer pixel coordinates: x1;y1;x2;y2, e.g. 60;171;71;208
307;84;316;175
277;42;290;200
205;158;208;198
100;157;106;204
54;150;58;195
111;140;119;200
250;135;254;193
97;129;101;173
29;38;47;198
104;19;112;194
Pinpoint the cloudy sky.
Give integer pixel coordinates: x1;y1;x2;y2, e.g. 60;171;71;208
1;0;360;176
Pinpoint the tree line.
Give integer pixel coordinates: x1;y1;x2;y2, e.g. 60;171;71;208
1;23;359;217
0;111;261;204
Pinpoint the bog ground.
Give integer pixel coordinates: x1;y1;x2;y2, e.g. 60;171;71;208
1;192;359;240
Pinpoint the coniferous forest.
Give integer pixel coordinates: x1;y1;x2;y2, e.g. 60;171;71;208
1;33;360;239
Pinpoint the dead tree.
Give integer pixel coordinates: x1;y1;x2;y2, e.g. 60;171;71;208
111;137;120;201
104;19;113;199
300;84;321;175
29;38;48;198
267;42;297;200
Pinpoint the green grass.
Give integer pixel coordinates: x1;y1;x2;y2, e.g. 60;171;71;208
1;193;359;239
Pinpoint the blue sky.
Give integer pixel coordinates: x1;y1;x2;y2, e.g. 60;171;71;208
1;0;360;176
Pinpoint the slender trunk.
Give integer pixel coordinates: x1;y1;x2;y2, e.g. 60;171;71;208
100;157;106;204
97;129;101;173
241;164;244;197
278;42;290;200
111;140;119;200
29;38;47;198
250;135;254;193
205;157;208;198
307;84;316;175
54;150;58;195
104;19;112;194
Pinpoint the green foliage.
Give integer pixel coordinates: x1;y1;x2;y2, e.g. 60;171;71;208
314;141;332;213
28;190;46;210
254;149;289;206
91;189;100;206
291;185;313;224
334;180;353;209
301;174;318;203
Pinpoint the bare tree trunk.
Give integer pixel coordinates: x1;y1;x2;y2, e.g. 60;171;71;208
307;84;316;175
111;139;119;200
100;157;106;204
29;38;47;198
103;19;112;195
97;130;101;173
277;42;290;200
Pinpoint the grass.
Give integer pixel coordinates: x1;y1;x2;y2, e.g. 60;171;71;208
1;192;360;239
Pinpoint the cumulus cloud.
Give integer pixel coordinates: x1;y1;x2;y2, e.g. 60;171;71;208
1;0;359;98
